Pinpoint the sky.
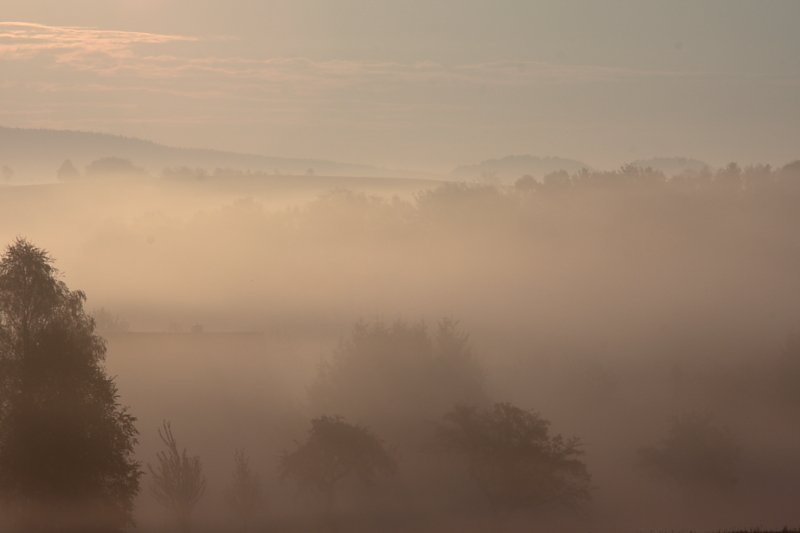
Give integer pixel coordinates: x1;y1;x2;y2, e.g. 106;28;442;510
2;1;799;172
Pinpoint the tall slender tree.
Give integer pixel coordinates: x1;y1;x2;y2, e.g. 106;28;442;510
224;449;266;532
0;238;141;532
148;421;206;533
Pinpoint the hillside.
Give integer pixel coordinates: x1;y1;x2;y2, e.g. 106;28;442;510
0;126;443;184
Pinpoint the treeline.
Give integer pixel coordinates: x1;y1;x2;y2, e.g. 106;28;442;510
517;161;800;192
148;160;800;253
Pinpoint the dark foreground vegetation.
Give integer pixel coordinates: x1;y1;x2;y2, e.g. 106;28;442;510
1;160;800;531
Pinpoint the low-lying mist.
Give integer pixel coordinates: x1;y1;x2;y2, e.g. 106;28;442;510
2;161;800;532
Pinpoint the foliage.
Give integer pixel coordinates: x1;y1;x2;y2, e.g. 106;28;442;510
0;238;141;531
415;181;520;232
638;412;742;492
85;157;146;179
91;307;130;333
301;188;414;243
310;319;486;421
223;449;266;531
435;402;591;518
56;159;80;181
777;330;800;405
278;415;396;500
148;421;206;533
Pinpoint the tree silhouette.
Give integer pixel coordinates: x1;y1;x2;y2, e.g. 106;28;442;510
148;421;206;533
777;330;800;405
0;238;141;532
56;159;80;181
1;165;12;184
91;307;130;333
223;449;266;532
638;412;741;497
85;157;146;179
310;319;486;422
435;403;591;519
278;416;396;530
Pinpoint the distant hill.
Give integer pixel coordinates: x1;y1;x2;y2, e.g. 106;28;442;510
450;155;591;183
628;157;709;177
0;126;441;183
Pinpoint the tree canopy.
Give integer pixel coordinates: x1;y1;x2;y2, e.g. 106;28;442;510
0;238;141;532
435;402;591;519
279;415;396;531
278;415;396;500
638;412;742;493
309;319;486;422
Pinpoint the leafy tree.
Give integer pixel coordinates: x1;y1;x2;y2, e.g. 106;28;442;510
775;329;800;405
148;421;206;533
278;416;396;529
0;238;141;531
638;412;741;495
85;157;146;179
714;162;743;189
778;160;800;187
1;165;12;184
56;159;80;181
310;319;486;423
223;449;266;532
91;307;130;333
435;403;591;519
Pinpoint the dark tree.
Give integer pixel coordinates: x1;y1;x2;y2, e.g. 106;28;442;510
223;449;266;532
1;165;12;184
435;403;591;519
85;157;146;179
148;421;206;533
56;159;81;181
91;307;130;334
278;416;396;530
0;238;141;531
638;412;741;495
309;319;486;422
776;330;800;406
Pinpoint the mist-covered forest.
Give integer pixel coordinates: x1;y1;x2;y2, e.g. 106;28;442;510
2;160;800;533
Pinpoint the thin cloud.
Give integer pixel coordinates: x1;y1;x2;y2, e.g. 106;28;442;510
1;21;714;87
3;21;795;138
0;22;196;74
0;22;195;52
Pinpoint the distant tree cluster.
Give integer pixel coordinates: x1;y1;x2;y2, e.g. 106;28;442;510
516;161;800;193
91;306;130;333
56;157;148;181
309;318;486;422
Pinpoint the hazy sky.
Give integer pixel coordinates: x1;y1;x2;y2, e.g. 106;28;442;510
2;1;799;171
